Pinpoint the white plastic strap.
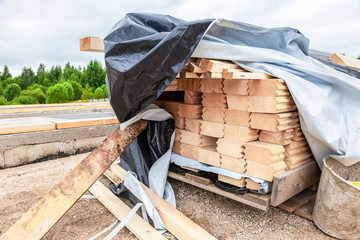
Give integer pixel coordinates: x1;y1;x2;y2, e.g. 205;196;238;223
88;220;119;240
81;195;97;199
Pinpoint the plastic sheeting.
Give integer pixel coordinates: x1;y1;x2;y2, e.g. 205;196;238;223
105;14;360;169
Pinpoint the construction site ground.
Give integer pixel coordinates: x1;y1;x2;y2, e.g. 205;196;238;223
0;153;333;240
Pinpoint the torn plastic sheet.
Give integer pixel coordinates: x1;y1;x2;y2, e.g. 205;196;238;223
170;153;271;194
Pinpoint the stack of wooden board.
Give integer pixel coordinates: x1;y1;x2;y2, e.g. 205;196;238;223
156;58;315;192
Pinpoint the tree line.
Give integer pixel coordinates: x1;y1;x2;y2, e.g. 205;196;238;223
0;60;108;105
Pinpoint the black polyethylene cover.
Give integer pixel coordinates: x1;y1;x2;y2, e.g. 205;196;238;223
104;13;213;123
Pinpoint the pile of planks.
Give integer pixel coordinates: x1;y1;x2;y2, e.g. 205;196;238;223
156;58;315;191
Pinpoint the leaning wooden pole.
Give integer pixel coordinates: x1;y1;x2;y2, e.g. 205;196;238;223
1;120;147;240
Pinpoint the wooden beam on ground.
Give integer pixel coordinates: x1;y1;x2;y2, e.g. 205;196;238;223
105;164;217;240
270;161;320;206
89;180;166;240
0;105;111;114
328;53;360;71
1;120;147;240
80;36;104;52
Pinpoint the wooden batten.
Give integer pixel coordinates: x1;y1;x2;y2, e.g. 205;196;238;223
259;129;294;145
244;141;285;164
180;143;199;160
226;95;248;111
200;79;224;93
174;116;185;129
246;160;287;182
178;104;202;119
246;178;262;191
223;70;272;79
250;112;299;131
184;91;202;104
248;79;289;96
202;107;226;123
180;130;217;147
224;124;259;142
185;118;202;133
224;109;250;126
218;175;246;188
181;78;201;92
164;101;181;116
248;96;296;113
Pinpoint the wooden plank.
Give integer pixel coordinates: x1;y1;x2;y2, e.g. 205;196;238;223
181;166;199;173
248;79;289;96
293;198;315;221
244;141;285;164
173;140;181;154
175;128;181;141
250;112;299;132
328;53;360;71
168;171;270;212
200;121;224;138
270;161;321;206
200;79;223;93
89;181;165;240
1;120;147;240
216;138;244;158
226;95;248;110
185;118;202;133
198;146;220;167
223;79;248;95
178;104;202;119
52;117;119;129
181;78;201;92
259;129;294;145
164;101;181;116
248;96;296;113
165;79;182;91
224;109;250;126
179;143;198;160
202;107;226;123
278;189;316;213
79;36;104;52
246;160;287;182
218;175;246;188
224;124;259;142
223;70;272;79
196;59;241;72
174;116;185;129
0;118;56;135
202;93;227;108
0;105;111;114
246;178;262;191
185;173;212;185
180;130;217;147
184;91;202;104
106;164;217;240
220;154;246;173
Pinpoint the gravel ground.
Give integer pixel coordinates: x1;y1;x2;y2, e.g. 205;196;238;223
0;153;333;239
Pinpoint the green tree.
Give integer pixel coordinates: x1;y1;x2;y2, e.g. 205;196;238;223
68;80;83;100
35;63;47;85
81;60;105;90
0;96;7;105
13;76;25;90
27;83;47;94
20;67;35;89
0;85;3;95
4;83;21;101
12;95;39;105
2;77;14;88
1;65;12;81
47;65;62;83
81;85;93;100
63;62;81;81
21;88;46;104
46;84;69;103
62;82;74;101
94;84;108;99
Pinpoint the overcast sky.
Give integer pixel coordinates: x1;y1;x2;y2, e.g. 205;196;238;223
0;0;359;76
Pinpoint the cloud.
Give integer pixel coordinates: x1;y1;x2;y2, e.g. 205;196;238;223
0;0;359;76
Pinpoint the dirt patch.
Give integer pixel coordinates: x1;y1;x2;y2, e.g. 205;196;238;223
0;153;333;239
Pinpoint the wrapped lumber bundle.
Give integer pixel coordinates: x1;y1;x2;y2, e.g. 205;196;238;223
159;58;315;193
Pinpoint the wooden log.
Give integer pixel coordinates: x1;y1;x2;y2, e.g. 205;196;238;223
79;36;104;52
218;175;246;188
223;79;248;95
248;79;289;96
1;120;147;240
226;95;248;111
185;118;202;133
202;107;226;123
259;129;294;145
106;164;217;240
89;181;166;240
178;104;202;119
270;161;321;206
198;146;221;167
200;121;224;138
180;130;217;147
184;91;202;104
244;141;285;164
246;160;287;182
179;143;198;160
216;138;244;158
220;154;246;173
181;78;201;92
164;101;181;116
200;79;223;93
248;96;296;113
224;109;250;126
224;124;259;142
201;93;227;108
174;116;185;129
250;112;299;131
